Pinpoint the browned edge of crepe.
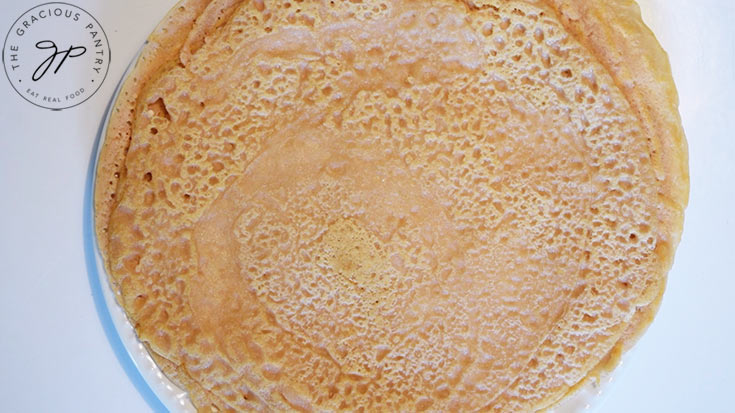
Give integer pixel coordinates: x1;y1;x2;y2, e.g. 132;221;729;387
540;1;688;408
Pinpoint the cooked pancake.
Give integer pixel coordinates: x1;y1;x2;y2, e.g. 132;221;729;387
94;0;688;411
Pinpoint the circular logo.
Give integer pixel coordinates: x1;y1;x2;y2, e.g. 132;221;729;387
2;2;110;110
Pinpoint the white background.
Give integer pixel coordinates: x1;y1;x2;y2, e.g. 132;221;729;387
0;0;733;412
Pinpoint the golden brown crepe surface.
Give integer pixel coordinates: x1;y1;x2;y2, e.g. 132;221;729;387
94;0;688;411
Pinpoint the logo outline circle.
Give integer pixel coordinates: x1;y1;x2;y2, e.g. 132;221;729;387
2;2;112;111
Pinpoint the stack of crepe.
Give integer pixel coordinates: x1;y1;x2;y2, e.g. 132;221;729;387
95;0;688;411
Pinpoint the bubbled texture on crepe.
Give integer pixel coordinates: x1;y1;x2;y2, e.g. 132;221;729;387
96;0;687;411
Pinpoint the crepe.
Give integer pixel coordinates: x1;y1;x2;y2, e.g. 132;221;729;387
94;0;688;411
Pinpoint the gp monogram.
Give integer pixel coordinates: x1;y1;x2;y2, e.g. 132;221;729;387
2;2;110;110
